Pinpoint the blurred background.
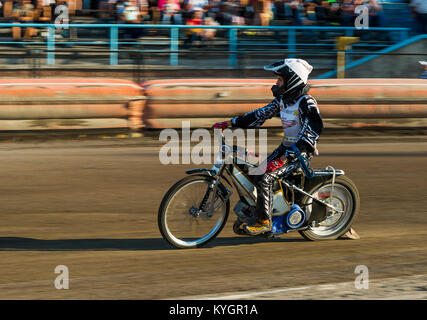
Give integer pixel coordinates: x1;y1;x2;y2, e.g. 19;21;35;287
0;0;424;80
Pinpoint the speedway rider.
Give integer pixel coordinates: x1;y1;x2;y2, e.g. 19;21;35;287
212;58;324;236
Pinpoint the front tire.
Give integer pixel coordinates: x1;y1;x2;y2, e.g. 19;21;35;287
158;175;230;249
299;176;360;241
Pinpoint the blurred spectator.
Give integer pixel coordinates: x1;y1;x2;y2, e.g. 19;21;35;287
159;0;182;24
367;0;384;28
183;8;203;48
180;0;192;22
205;0;222;20
41;0;56;13
11;0;37;39
12;0;35;20
272;0;289;23
119;1;144;38
146;0;160;22
116;0;125;18
187;0;209;12
3;0;12;18
99;0;117;21
135;0;150;21
340;0;355;26
315;1;331;26
240;0;256;25
410;0;427;34
120;1;141;22
260;0;273;26
234;0;249;23
216;2;233;25
272;0;294;26
230;1;246;25
200;16;219;43
328;1;342;26
302;1;318;41
290;0;305;26
183;8;221;49
303;1;317;25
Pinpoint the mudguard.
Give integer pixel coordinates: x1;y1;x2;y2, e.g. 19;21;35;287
303;169;345;225
303;168;345;193
185;168;217;176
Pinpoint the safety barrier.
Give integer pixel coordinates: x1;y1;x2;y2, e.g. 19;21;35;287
0;79;145;131
142;78;427;129
0;78;425;131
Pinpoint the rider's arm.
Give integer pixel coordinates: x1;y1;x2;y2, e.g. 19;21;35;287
230;98;281;129
296;95;324;152
299;95;323;134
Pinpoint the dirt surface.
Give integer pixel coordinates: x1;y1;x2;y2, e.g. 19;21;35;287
0;136;426;300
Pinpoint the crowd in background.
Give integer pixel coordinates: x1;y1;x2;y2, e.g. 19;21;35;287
0;0;424;40
0;0;422;27
105;0;426;43
104;0;426;32
106;0;387;28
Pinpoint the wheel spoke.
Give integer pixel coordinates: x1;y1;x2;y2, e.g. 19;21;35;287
160;177;228;248
305;182;354;237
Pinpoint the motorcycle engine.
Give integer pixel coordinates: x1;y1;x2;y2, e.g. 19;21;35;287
285;204;306;229
271;204;306;234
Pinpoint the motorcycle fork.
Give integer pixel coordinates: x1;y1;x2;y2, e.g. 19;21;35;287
197;163;229;216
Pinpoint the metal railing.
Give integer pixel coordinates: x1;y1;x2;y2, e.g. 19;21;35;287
0;23;410;66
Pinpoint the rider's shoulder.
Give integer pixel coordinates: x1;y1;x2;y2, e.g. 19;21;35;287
299;94;318;107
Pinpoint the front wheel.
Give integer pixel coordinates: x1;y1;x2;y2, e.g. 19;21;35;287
299;175;360;241
158;175;230;249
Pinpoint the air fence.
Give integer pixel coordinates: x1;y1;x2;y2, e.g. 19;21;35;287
0;78;425;131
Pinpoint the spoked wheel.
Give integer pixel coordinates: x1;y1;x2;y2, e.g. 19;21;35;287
158;175;230;249
299;176;360;240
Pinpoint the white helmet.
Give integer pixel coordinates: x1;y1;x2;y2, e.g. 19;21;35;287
264;58;313;97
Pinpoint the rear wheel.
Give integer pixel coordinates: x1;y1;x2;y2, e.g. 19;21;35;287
158;175;230;249
299;176;360;241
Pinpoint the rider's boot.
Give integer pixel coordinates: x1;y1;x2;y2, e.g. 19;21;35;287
244;218;272;235
244;172;275;235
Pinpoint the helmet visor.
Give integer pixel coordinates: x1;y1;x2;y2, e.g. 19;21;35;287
263;60;286;73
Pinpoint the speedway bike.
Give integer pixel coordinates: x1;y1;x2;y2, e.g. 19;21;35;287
158;130;360;249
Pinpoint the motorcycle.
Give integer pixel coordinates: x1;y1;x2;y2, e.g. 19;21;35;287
158;130;360;249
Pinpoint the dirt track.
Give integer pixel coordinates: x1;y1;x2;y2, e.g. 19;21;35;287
0;136;426;299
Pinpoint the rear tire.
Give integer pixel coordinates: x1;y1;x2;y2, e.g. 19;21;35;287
158;175;230;249
299;176;360;241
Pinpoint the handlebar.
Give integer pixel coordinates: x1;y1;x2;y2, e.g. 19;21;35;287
213;127;313;176
213;128;261;159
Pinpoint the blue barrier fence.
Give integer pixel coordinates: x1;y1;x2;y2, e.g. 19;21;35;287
316;34;427;79
0;23;410;67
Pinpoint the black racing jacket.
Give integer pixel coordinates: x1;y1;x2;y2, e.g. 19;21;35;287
230;91;324;160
